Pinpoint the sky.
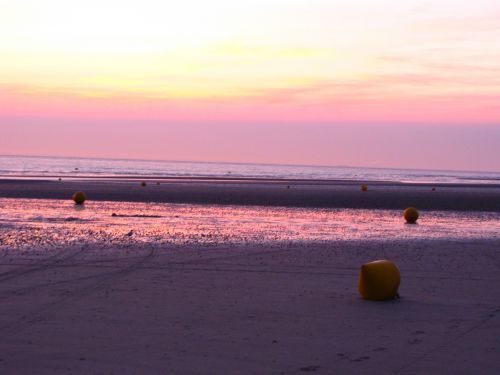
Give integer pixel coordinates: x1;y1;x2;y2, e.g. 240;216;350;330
1;0;499;171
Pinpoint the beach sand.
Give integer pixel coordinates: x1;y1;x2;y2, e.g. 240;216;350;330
1;177;500;211
1;178;499;374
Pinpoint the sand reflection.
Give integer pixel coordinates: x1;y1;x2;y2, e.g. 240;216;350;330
0;198;499;250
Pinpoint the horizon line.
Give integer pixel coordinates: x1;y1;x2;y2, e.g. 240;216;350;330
2;153;499;175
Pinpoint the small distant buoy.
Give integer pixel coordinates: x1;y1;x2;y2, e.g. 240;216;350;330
360;184;368;192
75;168;79;171
141;181;147;187
287;185;290;189
431;187;436;191
72;191;86;205
58;178;62;181
359;260;401;301
404;207;419;223
156;182;160;186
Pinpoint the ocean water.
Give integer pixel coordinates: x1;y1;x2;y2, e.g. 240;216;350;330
1;155;500;184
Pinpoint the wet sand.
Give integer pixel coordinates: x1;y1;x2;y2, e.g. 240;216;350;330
1;177;500;211
0;239;499;374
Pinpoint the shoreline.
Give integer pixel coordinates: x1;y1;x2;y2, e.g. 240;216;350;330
1;177;500;211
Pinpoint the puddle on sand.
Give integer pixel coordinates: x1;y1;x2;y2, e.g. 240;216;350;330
0;198;499;250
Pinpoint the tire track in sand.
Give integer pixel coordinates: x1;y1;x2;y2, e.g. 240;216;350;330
0;247;157;334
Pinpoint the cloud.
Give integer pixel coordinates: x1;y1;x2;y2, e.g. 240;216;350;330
1;80;499;126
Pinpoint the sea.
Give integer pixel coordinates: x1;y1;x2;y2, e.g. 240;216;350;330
1;155;500;250
1;155;499;184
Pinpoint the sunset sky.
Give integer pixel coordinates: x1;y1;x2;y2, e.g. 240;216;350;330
1;0;499;171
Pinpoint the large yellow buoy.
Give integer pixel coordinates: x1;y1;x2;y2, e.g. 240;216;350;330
359;260;401;301
360;184;368;192
72;191;86;205
404;207;419;223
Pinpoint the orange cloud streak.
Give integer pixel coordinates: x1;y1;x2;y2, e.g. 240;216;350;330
1;84;499;125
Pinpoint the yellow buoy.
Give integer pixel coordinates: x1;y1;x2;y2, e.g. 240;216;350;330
404;207;419;223
360;184;368;192
72;191;86;205
359;260;401;301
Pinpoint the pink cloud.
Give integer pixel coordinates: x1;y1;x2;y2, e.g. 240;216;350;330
1;83;499;125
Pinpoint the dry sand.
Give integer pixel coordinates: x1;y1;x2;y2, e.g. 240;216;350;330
1;240;499;374
1;178;499;374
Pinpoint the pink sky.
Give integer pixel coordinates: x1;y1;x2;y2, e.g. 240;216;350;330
1;1;499;171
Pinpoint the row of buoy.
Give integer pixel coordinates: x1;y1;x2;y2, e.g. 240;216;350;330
71;187;418;302
360;205;419;300
357;191;418;300
71;189;421;224
71;180;162;205
361;202;415;299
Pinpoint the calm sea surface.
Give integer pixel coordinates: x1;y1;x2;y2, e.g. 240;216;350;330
1;155;499;184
